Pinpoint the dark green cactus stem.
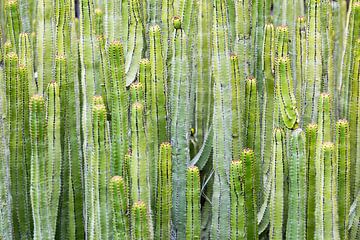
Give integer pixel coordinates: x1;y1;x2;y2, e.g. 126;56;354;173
306;123;318;240
0;66;13;239
336;120;350;240
286;129;306;239
30;95;51;239
19;32;36;96
108;40;129;175
186;166;201;240
211;0;232;238
350;39;360;200
170;22;190;239
295;16;306;116
125;0;145;86
110;176;131;240
155;142;172;240
5;0;21;52
132;201;151;240
276;56;299;129
195;0;212;147
340;2;360;118
230;160;245;239
304;0;322;126
6;52;33;239
46;81;62;237
36;0;54;94
270;128;285;240
231;54;242;160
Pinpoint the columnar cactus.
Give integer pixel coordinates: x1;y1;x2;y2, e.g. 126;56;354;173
132;201;151;240
230;160;245;239
186;166;201;240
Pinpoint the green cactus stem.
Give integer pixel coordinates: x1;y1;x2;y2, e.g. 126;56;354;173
276;56;299;130
211;1;232;239
270;128;285;240
336;120;350;240
130;82;145;106
295;16;306;116
286;129;306;239
97;35;110;112
132;201;151;240
104;0;121;41
155;142;172;240
30;95;50;239
108;40;129;175
186;166;201;240
19;32;36;96
306;123;318;240
170;22;190;239
5;0;21;52
231;54;242;160
139;58;151;113
110;176;131;240
230;160;245;239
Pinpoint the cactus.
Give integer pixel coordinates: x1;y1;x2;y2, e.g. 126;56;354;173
286;129;306;239
132;201;151;240
186;166;201;240
230;160;245;239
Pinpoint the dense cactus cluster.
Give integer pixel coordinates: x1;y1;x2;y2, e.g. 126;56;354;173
0;0;360;239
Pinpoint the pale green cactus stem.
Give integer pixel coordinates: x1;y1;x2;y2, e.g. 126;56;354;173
130;82;145;105
110;176;131;240
123;153;132;221
86;99;110;240
195;0;212;147
269;128;285;240
170;22;190;239
148;0;160;24
97;35;110;111
155;142;172;239
350;39;360;199
125;0;145;86
159;0;174;65
19;33;36;96
230;160;245;239
132;201;151;240
304;0;323;126
36;0;54;94
340;3;360;118
174;0;195;37
286;129;306;239
130;102;153;237
240;148;258;240
108;40;129;175
211;0;232;239
336;120;350;240
55;0;70;56
5;0;21;52
322;142;340;240
46;81;62;237
186;166;201;240
94;8;104;38
276;56;299;130
30;95;51;240
6;52;33;239
295;16;306;116
104;0;121;41
314;93;332;240
3;41;12;57
230;54;242;160
275;25;289;59
306;123;318;240
349;190;360;239
139;58;151;113
0;66;13;240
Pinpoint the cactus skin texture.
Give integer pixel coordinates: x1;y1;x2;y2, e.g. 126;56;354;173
286;129;306;239
336;120;350;240
5;0;20;52
270;128;285;240
231;54;242;160
155;142;172;240
110;176;131;240
230;160;245;240
132;201;151;240
186;166;201;240
295;16;306;117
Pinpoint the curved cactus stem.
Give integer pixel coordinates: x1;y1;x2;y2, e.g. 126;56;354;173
270;128;285;240
109;40;129;176
306;123;318;240
276;56;299;129
110;176;131;240
132;201;151;240
230;160;245;239
155;143;172;239
336;120;350;240
286;129;306;239
186;166;201;240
